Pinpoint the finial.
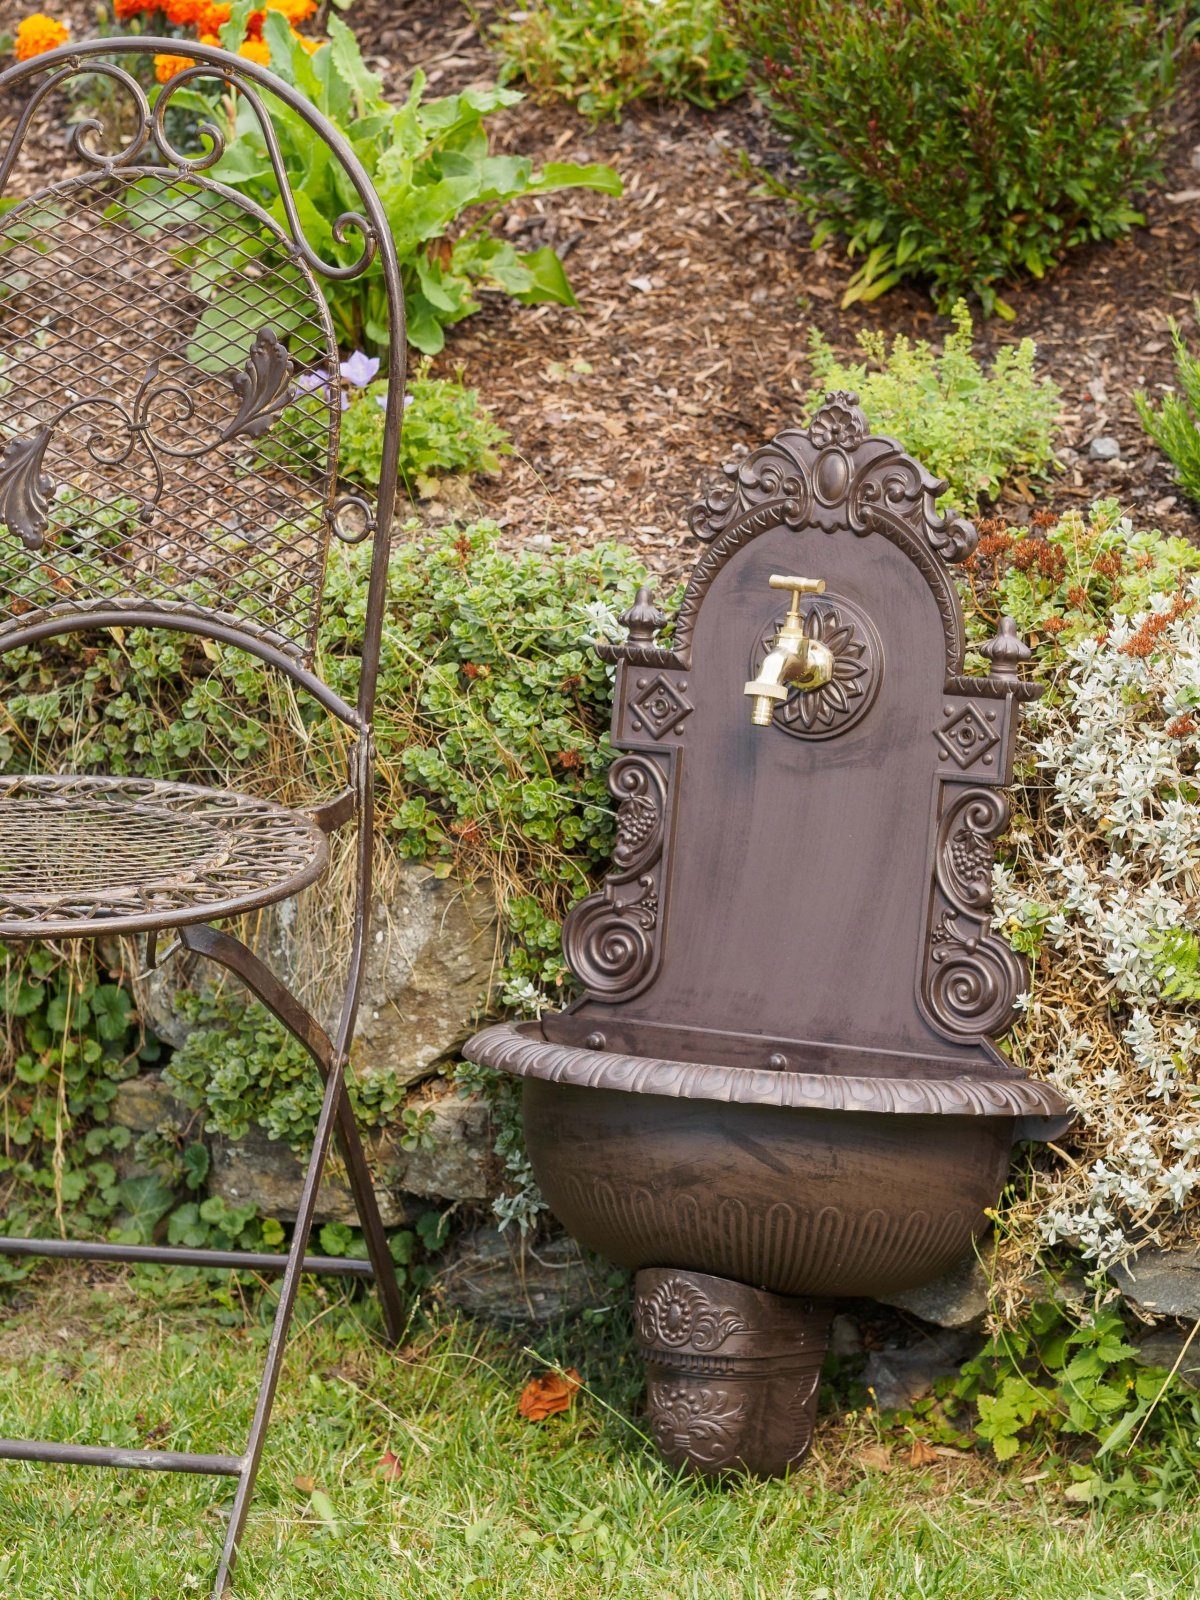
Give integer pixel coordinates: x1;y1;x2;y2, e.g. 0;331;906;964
621;585;667;646
979;615;1033;679
809;391;868;451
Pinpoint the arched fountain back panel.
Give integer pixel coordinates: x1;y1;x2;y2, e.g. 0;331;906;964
556;393;1035;1074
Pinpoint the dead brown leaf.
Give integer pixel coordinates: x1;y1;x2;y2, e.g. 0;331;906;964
517;1367;582;1422
855;1444;893;1472
293;1473;317;1494
377;1450;403;1480
908;1438;939;1468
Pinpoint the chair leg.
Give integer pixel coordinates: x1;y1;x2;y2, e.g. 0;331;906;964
177;922;407;1344
212;1049;347;1598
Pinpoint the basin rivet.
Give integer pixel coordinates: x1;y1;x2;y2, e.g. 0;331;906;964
768;1053;788;1070
585;1032;606;1050
636;678;647;689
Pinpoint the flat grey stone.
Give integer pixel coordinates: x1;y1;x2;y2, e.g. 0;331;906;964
1133;1328;1200;1389
348;867;498;1088
829;1313;863;1357
437;1225;604;1325
1089;436;1121;462
877;1253;989;1328
130;864;498;1090
110;1071;205;1181
862;1329;977;1411
1112;1242;1200;1320
209;1086;494;1225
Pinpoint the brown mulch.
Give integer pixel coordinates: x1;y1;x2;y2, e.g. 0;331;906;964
4;0;1200;582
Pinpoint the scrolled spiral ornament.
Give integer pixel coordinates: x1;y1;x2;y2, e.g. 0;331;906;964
65;63;152;171
561;889;655;998
926;917;1024;1037
936;789;1008;909
150;68;231;171
560;752;670;1000
609;754;667;873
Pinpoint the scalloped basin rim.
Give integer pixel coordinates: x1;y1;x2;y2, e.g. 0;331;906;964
464;1020;1070;1122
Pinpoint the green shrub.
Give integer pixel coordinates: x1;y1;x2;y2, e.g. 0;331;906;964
1135;307;1200;503
497;0;746;120
728;0;1185;313
808;302;1060;511
261;361;510;495
163;15;620;354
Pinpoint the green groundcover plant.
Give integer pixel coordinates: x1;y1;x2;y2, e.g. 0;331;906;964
162;12;621;353
807;301;1060;512
1135;301;1200;504
496;0;746;120
728;0;1186;314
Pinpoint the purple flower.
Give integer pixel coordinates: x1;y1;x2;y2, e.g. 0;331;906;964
294;369;330;395
340;352;380;388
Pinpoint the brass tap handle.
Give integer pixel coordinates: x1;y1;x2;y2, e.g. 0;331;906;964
768;575;825;624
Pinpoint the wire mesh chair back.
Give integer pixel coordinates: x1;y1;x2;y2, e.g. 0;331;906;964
0;41;404;691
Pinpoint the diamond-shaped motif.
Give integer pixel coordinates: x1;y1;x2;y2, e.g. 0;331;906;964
629;674;693;740
935;705;999;769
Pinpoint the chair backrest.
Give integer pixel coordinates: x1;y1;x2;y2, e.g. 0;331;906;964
0;39;404;723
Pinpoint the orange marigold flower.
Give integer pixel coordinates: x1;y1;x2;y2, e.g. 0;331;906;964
14;13;70;59
154;51;195;82
113;0;149;17
195;0;230;29
291;25;321;52
268;0;316;21
163;0;200;23
238;37;270;64
199;31;221;45
245;7;265;37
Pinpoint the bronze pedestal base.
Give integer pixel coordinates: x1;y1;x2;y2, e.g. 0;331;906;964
634;1267;832;1478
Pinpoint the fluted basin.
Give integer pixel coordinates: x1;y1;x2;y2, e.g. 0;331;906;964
466;1020;1067;1478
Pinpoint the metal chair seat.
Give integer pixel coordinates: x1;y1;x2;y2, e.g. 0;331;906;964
0;773;329;939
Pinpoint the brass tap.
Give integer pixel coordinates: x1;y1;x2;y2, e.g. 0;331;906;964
744;575;834;727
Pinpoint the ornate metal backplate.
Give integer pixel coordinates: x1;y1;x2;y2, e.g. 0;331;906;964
560;392;1043;1065
748;591;883;740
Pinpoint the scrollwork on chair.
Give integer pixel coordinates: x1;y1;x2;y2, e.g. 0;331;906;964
0;51;379;285
0;329;294;551
561;753;672;1000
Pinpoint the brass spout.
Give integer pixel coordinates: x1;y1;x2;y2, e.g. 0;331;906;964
744;575;834;726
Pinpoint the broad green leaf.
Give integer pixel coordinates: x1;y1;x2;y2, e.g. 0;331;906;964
114;1176;176;1242
528;161;623;198
512;246;578;306
329;15;385;119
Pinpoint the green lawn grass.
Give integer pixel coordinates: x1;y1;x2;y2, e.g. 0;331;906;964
0;1269;1197;1599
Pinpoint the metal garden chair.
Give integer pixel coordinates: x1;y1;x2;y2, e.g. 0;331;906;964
0;38;407;1593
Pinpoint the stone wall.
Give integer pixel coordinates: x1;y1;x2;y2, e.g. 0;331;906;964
121;863;502;1225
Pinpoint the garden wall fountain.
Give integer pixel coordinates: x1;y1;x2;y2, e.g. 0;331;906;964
465;395;1070;1477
